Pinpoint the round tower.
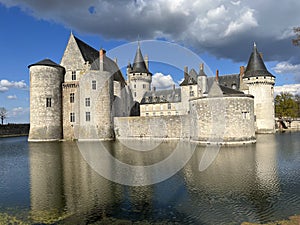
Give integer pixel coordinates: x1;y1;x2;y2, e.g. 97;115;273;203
28;59;65;141
243;43;276;133
127;43;152;102
197;63;208;96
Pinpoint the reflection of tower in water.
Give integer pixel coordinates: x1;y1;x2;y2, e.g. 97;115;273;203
29;142;65;223
255;134;279;193
181;139;280;223
29;141;122;224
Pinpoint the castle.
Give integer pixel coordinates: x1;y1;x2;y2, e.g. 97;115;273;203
28;34;275;144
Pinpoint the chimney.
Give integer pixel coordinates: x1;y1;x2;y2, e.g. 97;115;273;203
144;55;149;69
215;69;219;82
184;66;188;79
114;57;118;64
152;86;156;92
239;66;245;77
200;63;204;71
99;48;106;71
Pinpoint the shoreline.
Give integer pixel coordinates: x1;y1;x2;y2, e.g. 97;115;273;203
242;214;300;225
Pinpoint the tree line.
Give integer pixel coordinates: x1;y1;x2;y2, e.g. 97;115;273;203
275;92;300;119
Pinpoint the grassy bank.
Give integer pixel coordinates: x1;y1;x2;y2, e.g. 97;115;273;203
242;215;300;225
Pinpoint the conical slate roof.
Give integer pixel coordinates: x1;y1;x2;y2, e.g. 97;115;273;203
132;44;151;74
28;59;65;69
244;43;274;78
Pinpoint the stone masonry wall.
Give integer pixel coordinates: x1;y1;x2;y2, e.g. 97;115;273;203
114;115;190;139
29;65;64;141
190;95;255;143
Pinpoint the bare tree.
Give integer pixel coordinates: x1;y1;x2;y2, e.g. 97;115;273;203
292;27;300;46
0;107;7;125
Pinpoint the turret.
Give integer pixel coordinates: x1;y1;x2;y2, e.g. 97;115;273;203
127;43;152;102
197;63;208;96
243;43;276;133
28;59;65;141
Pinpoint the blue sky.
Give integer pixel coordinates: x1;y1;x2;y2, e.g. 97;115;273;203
0;1;300;123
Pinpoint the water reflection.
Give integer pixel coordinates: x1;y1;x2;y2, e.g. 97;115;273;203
27;134;300;224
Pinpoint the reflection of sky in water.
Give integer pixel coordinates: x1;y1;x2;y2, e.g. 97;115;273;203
0;133;299;224
0;136;30;208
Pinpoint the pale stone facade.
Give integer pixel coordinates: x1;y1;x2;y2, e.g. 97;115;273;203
28;34;275;144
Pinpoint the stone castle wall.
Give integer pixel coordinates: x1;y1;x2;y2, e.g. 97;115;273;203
62;82;79;140
29;65;64;141
244;76;275;133
114;95;256;145
190;95;256;143
114;115;190;139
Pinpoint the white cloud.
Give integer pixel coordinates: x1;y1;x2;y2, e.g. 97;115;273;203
273;62;300;82
274;84;300;96
9;107;29;117
224;8;258;37
152;72;175;89
273;62;300;75
1;0;300;63
7;95;17;100
0;79;27;92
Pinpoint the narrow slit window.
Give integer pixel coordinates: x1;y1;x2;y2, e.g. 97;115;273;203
46;98;52;107
92;80;96;90
70;93;75;103
86;112;91;122
72;71;76;80
70;112;75;122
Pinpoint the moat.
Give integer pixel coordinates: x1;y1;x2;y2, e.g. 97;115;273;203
0;133;300;224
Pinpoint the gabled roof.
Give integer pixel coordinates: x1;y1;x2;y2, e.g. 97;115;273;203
131;44;151;74
140;88;181;104
219;85;244;95
180;69;198;86
74;36;99;66
244;43;275;78
28;59;65;70
207;74;240;90
72;35;126;83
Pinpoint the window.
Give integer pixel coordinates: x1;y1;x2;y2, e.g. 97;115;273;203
134;84;136;88
70;93;75;103
168;103;171;110
85;98;90;107
190;91;194;96
143;84;146;89
72;71;76;80
242;111;250;120
134;92;136;97
146;113;149;116
46;98;52;107
86;112;91;121
70;112;75;122
168;112;171;115
190;86;193;90
92;80;96;90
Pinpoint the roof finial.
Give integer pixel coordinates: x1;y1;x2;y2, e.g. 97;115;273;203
137;34;140;49
254;42;256;48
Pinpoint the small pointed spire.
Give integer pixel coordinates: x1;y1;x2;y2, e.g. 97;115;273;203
132;40;151;74
244;42;274;78
254;42;256;47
